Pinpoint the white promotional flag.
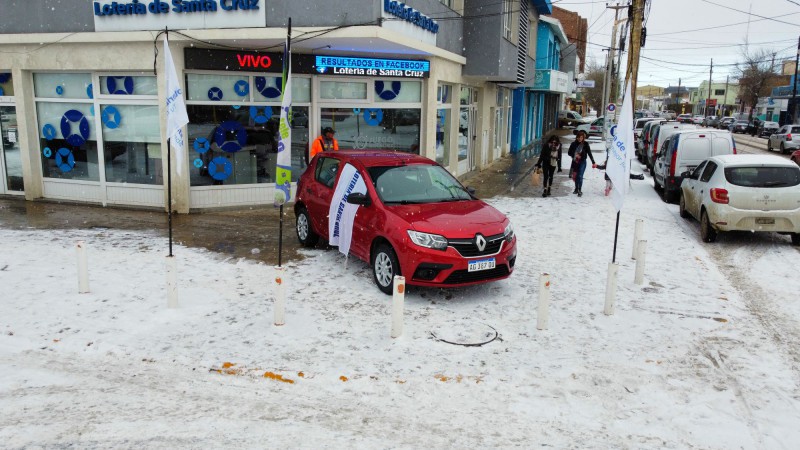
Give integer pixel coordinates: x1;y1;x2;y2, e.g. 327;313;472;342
274;36;292;206
328;163;367;257
164;36;189;176
607;83;635;211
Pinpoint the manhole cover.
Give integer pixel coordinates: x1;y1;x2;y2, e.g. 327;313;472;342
430;322;499;347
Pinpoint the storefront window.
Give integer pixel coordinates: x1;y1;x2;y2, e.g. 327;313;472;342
34;73;92;99
36;101;99;181
320;81;368;100
186;73;249;103
1;104;23;191
101;104;162;184
0;72;13;96
99;75;158;96
320;107;420;153
375;80;421;103
436;83;453;167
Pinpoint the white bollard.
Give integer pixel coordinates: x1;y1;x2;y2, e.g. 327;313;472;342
76;240;89;294
166;255;178;308
632;219;644;260
634;240;647;285
274;266;286;326
391;275;405;338
604;262;618;316
537;273;551;331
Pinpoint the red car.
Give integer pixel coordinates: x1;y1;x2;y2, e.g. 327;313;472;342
295;150;516;294
792;149;800;166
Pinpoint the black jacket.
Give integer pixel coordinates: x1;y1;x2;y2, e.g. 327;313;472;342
567;140;596;165
536;142;563;169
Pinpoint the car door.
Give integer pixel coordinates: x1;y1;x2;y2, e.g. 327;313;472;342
306;156;341;238
683;161;707;217
348;167;380;262
654;137;671;185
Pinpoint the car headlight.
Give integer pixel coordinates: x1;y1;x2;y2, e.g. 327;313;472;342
407;230;448;250
504;223;514;242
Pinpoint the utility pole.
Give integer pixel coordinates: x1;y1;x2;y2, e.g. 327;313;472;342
676;78;681;113
723;75;729;117
706;59;713;117
792;36;800;124
625;0;645;115
602;3;628;143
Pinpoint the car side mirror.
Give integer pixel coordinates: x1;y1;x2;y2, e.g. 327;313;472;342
346;192;370;206
681;170;692;178
465;186;477;198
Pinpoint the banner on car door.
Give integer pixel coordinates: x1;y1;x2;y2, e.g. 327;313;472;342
328;163;367;257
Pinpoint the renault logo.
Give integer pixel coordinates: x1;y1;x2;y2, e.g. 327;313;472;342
475;233;487;252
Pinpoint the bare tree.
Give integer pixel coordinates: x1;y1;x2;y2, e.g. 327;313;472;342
734;48;778;119
581;59;620;113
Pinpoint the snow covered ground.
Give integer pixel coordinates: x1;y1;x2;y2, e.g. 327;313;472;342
2;158;800;448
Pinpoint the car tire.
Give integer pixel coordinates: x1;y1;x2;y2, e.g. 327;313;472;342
679;194;690;219
653;177;662;192
792;233;800;246
781;142;788;155
295;206;319;248
372;243;401;295
700;210;717;243
768;140;773;152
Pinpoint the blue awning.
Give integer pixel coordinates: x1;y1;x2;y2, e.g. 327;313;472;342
531;0;552;15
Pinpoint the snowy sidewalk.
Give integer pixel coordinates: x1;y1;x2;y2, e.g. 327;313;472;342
2;162;800;448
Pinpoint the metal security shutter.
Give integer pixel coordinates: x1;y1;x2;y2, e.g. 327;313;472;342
516;1;529;84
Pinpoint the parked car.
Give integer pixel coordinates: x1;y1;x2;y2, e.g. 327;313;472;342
767;124;800;154
576;116;604;137
646;121;697;172
677;113;693;123
691;115;705;125
702;116;719;128
679;154;800;244
295;150;517;294
653;128;737;203
758;121;779;138
730;120;749;133
558;110;591;128
637;118;665;162
661;110;677;120
634;117;658;149
718;116;736;129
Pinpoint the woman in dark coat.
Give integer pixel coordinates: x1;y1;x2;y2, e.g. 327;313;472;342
535;135;563;197
567;131;597;197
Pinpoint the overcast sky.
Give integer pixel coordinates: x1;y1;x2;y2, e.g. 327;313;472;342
552;0;800;88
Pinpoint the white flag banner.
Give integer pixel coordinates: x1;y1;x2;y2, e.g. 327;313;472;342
274;39;292;206
328;163;367;257
164;36;189;176
607;83;635;211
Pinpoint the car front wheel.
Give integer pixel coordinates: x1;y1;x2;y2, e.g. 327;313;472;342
767;140;773;152
700;210;717;243
679;194;690;219
372;243;401;295
791;233;800;246
295;206;319;247
781;142;787;155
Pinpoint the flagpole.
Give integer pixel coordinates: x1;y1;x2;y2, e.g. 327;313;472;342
277;18;291;268
612;211;620;263
168;136;173;257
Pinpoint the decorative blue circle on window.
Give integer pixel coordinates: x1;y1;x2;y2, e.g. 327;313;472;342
43;124;57;140
353;108;361;114
208;156;233;181
102;106;121;129
375;81;402;101
208;87;224;101
0;87;4;96
193;137;211;154
43;147;52;158
232;105;241;110
60;110;91;147
193;158;204;168
255;76;282;98
86;83;94;99
234;80;249;97
107;76;134;95
55;148;76;172
249;106;272;124
0;73;10;83
214;121;248;153
90;105;95;116
363;108;384;126
56;85;64;96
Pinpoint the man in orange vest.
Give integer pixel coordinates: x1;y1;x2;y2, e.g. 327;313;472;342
308;127;339;164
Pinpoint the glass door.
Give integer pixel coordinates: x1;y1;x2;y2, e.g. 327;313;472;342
0;104;23;193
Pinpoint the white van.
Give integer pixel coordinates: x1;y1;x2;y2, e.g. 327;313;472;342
646;121;697;171
653;128;737;203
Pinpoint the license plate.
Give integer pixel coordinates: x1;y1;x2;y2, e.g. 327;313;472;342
755;217;775;225
468;258;496;272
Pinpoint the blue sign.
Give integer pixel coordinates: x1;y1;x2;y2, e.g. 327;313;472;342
55;148;76;172
234;80;249;96
363;109;384;126
314;56;430;78
208;156;233;181
383;0;439;33
208;87;224;101
60;110;91;147
255;76;281;98
214;121;247;153
43;124;57;140
375;80;402;100
193;137;210;153
102;106;121;129
94;0;260;17
607;103;616;112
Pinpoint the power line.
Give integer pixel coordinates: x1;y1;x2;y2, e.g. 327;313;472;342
700;0;800;28
650;11;800;36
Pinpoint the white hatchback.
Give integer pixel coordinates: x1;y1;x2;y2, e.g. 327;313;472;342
679;154;800;244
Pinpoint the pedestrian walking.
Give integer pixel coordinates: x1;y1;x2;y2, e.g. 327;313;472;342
567;131;597;197
534;135;563;197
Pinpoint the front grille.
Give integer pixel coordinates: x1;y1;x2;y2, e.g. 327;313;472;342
448;233;505;257
443;265;510;284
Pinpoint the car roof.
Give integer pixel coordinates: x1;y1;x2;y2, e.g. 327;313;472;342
711;154;797;167
318;150;436;167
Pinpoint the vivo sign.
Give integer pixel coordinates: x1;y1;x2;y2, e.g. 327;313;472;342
237;54;272;69
93;0;266;31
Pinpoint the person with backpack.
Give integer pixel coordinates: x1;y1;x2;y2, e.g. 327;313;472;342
308;127;339;164
567;130;597;197
534;135;563;197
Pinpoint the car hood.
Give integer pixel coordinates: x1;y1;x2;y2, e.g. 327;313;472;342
387;200;508;238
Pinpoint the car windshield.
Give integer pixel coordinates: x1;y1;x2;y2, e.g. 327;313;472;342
369;164;472;204
724;166;800;188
